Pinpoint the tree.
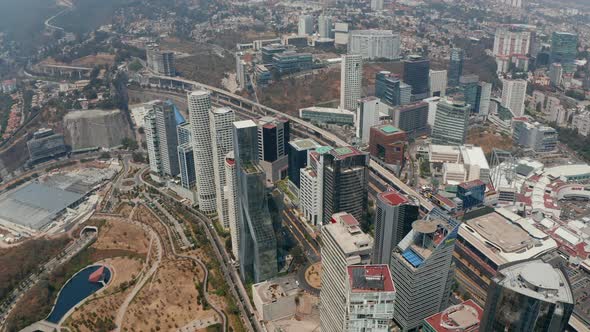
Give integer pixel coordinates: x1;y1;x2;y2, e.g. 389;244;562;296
121;138;138;151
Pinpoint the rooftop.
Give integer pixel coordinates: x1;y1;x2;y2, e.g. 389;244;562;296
289;138;320;151
459;179;486;190
347;265;395;293
234;119;257;129
253;274;299;305
497;260;573;305
325;213;373;256
300;106;355;115
329;146;365;159
379;190;410;206
460;145;490;170
424;300;483;332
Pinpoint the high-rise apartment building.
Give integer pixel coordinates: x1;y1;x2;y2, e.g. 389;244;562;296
320;212;373;332
493;24;536;73
298;146;334;226
431;98;470;146
346;265;396;331
188;90;217;213
233;120;278;282
225;151;240;260
403;56;430;101
321;146;369;224
501;78;527;117
257;116;290;183
236;54;247;90
211;107;235;229
390;210;460;331
356;97;382;144
372;190;419;265
146;44;176;76
318;15;333;39
144;101;179;177
448;48;464;87
298;15;313;36
429;70;447;97
340;54;363;111
481;260;574;332
348;30;401;60
549;62;563;87
287;138;321;188
375;71;401;107
551;32;578;72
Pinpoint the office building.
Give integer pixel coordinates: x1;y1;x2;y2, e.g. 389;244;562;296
144;101;179;177
356;97;382;144
372;190;419;265
261;45;286;64
549;62;563;87
424;96;440;127
480;260;574;331
283;35;308;48
422;300;483;332
233;120;278;283
475;82;492;116
334;22;349;45
211;107;235;229
318;15;333;39
146;44;176;76
375;71;401;106
403;55;430;101
27;128;67;164
348;30;401;60
299;106;355;125
225;151;239;260
459;144;490;183
252;275;300;322
429;70;447;97
368;124;407;168
288;138;321;188
392;101;429;136
432;98;470;146
178;144;196;189
400;83;412;105
320;212;373;332
453;208;558;304
346;265;396;331
456;179;486;210
501;78;527;117
188;90;217;213
370;0;384;10
458;74;479;113
254;64;272;86
551;32;578;72
512;118;558;152
272;51;313;75
448;48;464;87
298;146;334;226
341;54;363;111
257;116;290;184
298;15;313;36
321;147;369;224
390;210;460;331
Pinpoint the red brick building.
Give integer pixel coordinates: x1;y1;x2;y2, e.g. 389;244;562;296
369;124;407;168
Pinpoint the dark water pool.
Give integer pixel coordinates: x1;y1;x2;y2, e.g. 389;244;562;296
46;265;111;324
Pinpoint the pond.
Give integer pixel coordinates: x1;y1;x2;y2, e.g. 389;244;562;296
46;265;111;324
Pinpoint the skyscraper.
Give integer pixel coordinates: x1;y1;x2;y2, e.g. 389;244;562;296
188;90;217;213
501;78;527;117
431;98;470;146
476;81;492;116
298;15;313;36
356;97;382;144
318;15;333;39
372;190;419;265
340;54;363;111
429;69;447;97
390;210;460;331
178;144;196;189
322;146;369;224
345;265;396;331
320;212;373;332
480;260;574;332
375;71;401;107
298;146;334;226
403;55;430;101
493;24;536;73
225;151;239;260
257;116;290;183
448;48;464;87
551;32;578;72
211;107;235;229
348;30;401;60
287;138;321;188
144;101;180;177
233;120;278;282
549;62;563;86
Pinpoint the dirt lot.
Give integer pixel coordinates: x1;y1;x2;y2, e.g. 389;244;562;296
114;202;134;217
120;258;217;332
71;53;116;67
466;126;514;154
